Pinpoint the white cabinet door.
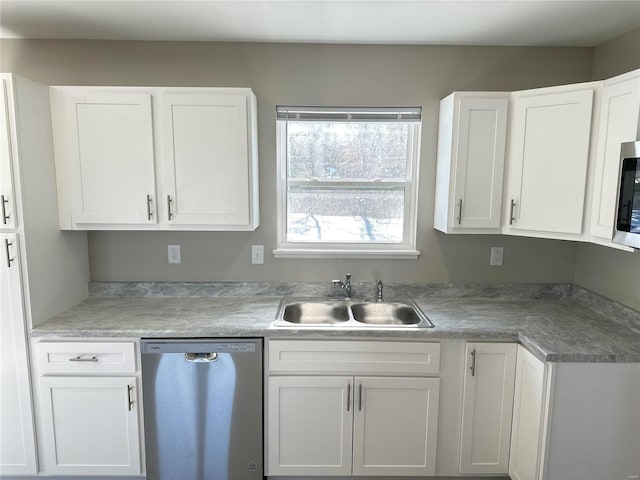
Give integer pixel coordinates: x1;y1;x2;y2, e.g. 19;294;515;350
543;363;640;480
161;91;258;229
267;376;353;476
459;342;517;474
0;79;16;230
506;87;593;235
508;345;548;480
38;376;141;475
0;233;37;474
434;92;508;233
352;376;440;476
64;90;157;225
590;70;640;245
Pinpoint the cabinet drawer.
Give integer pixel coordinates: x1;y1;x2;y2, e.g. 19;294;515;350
35;342;136;375
268;340;440;375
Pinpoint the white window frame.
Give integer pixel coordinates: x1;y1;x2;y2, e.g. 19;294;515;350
273;106;422;259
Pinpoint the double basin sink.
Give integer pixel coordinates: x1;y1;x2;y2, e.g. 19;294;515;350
272;298;435;329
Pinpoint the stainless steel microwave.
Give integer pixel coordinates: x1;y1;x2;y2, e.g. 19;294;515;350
614;141;640;250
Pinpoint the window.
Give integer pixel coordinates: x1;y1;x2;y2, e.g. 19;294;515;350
274;106;422;258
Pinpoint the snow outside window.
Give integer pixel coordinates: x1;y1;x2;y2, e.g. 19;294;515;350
274;106;422;258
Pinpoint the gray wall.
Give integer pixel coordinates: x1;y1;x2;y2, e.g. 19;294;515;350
592;27;640;81
0;39;599;285
574;27;640;311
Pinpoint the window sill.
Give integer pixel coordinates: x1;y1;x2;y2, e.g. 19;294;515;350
272;248;420;259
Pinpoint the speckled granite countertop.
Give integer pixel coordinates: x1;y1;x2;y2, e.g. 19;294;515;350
32;282;640;363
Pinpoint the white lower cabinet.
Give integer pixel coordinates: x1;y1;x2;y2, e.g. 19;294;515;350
268;375;439;477
38;376;141;476
268;376;353;476
509;345;548;480
458;342;517;474
509;345;640;480
352;376;439;476
266;340;441;477
34;340;143;476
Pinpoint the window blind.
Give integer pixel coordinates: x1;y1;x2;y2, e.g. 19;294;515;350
276;106;422;122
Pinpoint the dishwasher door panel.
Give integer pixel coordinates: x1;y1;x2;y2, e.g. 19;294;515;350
141;339;262;480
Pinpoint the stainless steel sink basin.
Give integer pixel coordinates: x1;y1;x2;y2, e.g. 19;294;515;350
350;302;421;325
282;302;349;324
272;298;434;328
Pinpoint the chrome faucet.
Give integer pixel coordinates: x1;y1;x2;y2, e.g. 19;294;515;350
332;274;352;300
376;280;383;302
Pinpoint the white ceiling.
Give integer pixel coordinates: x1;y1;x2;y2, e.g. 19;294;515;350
1;1;639;47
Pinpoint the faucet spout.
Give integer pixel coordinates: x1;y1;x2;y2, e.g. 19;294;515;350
331;274;352;299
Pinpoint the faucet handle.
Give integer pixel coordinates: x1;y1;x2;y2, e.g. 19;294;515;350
376;280;383;302
345;273;351;282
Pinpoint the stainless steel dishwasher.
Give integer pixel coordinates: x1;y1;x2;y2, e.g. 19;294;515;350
141;339;263;480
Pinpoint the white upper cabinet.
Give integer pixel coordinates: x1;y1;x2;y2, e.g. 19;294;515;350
0;79;16;230
51;86;259;231
504;83;594;238
161;91;258;229
434;92;509;233
589;69;640;249
56;89;157;226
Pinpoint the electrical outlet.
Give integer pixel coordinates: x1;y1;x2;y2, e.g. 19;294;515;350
168;245;181;264
490;246;504;266
251;245;264;265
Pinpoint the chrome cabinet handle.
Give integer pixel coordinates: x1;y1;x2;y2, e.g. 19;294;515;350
457;198;463;225
347;383;351;412
146;194;153;220
69;355;99;362
1;195;9;224
358;383;363;412
167;195;173;221
127;385;134;411
470;349;477;377
5;238;14;268
509;199;516;225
